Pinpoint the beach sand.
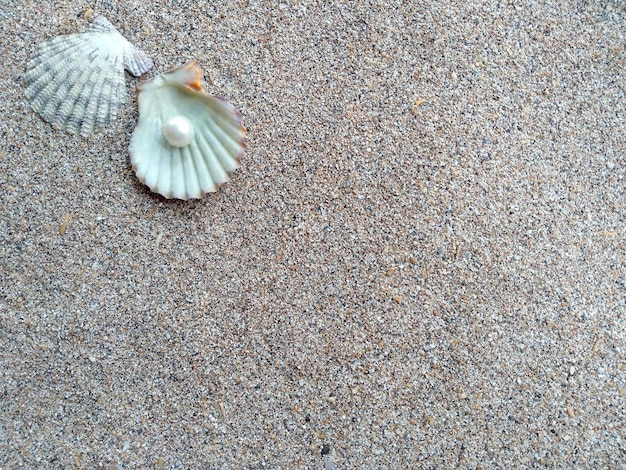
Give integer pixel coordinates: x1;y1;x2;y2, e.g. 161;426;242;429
1;0;625;467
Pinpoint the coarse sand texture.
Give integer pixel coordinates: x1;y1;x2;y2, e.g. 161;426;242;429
1;0;624;467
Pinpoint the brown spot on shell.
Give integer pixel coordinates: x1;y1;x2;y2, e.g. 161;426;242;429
177;60;204;92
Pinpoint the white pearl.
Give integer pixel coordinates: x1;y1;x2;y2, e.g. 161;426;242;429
163;115;195;147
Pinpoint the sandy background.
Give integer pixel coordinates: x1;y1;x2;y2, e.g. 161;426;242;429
1;0;625;468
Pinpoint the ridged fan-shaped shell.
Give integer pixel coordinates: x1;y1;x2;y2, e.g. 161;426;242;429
130;60;246;200
23;15;153;137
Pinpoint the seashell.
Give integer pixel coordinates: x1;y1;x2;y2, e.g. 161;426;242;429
130;60;246;200
23;14;153;137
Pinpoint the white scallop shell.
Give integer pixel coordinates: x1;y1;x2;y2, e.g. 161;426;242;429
23;15;153;137
130;60;246;200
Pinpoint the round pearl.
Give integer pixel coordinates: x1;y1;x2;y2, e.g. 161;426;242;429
163;115;195;147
